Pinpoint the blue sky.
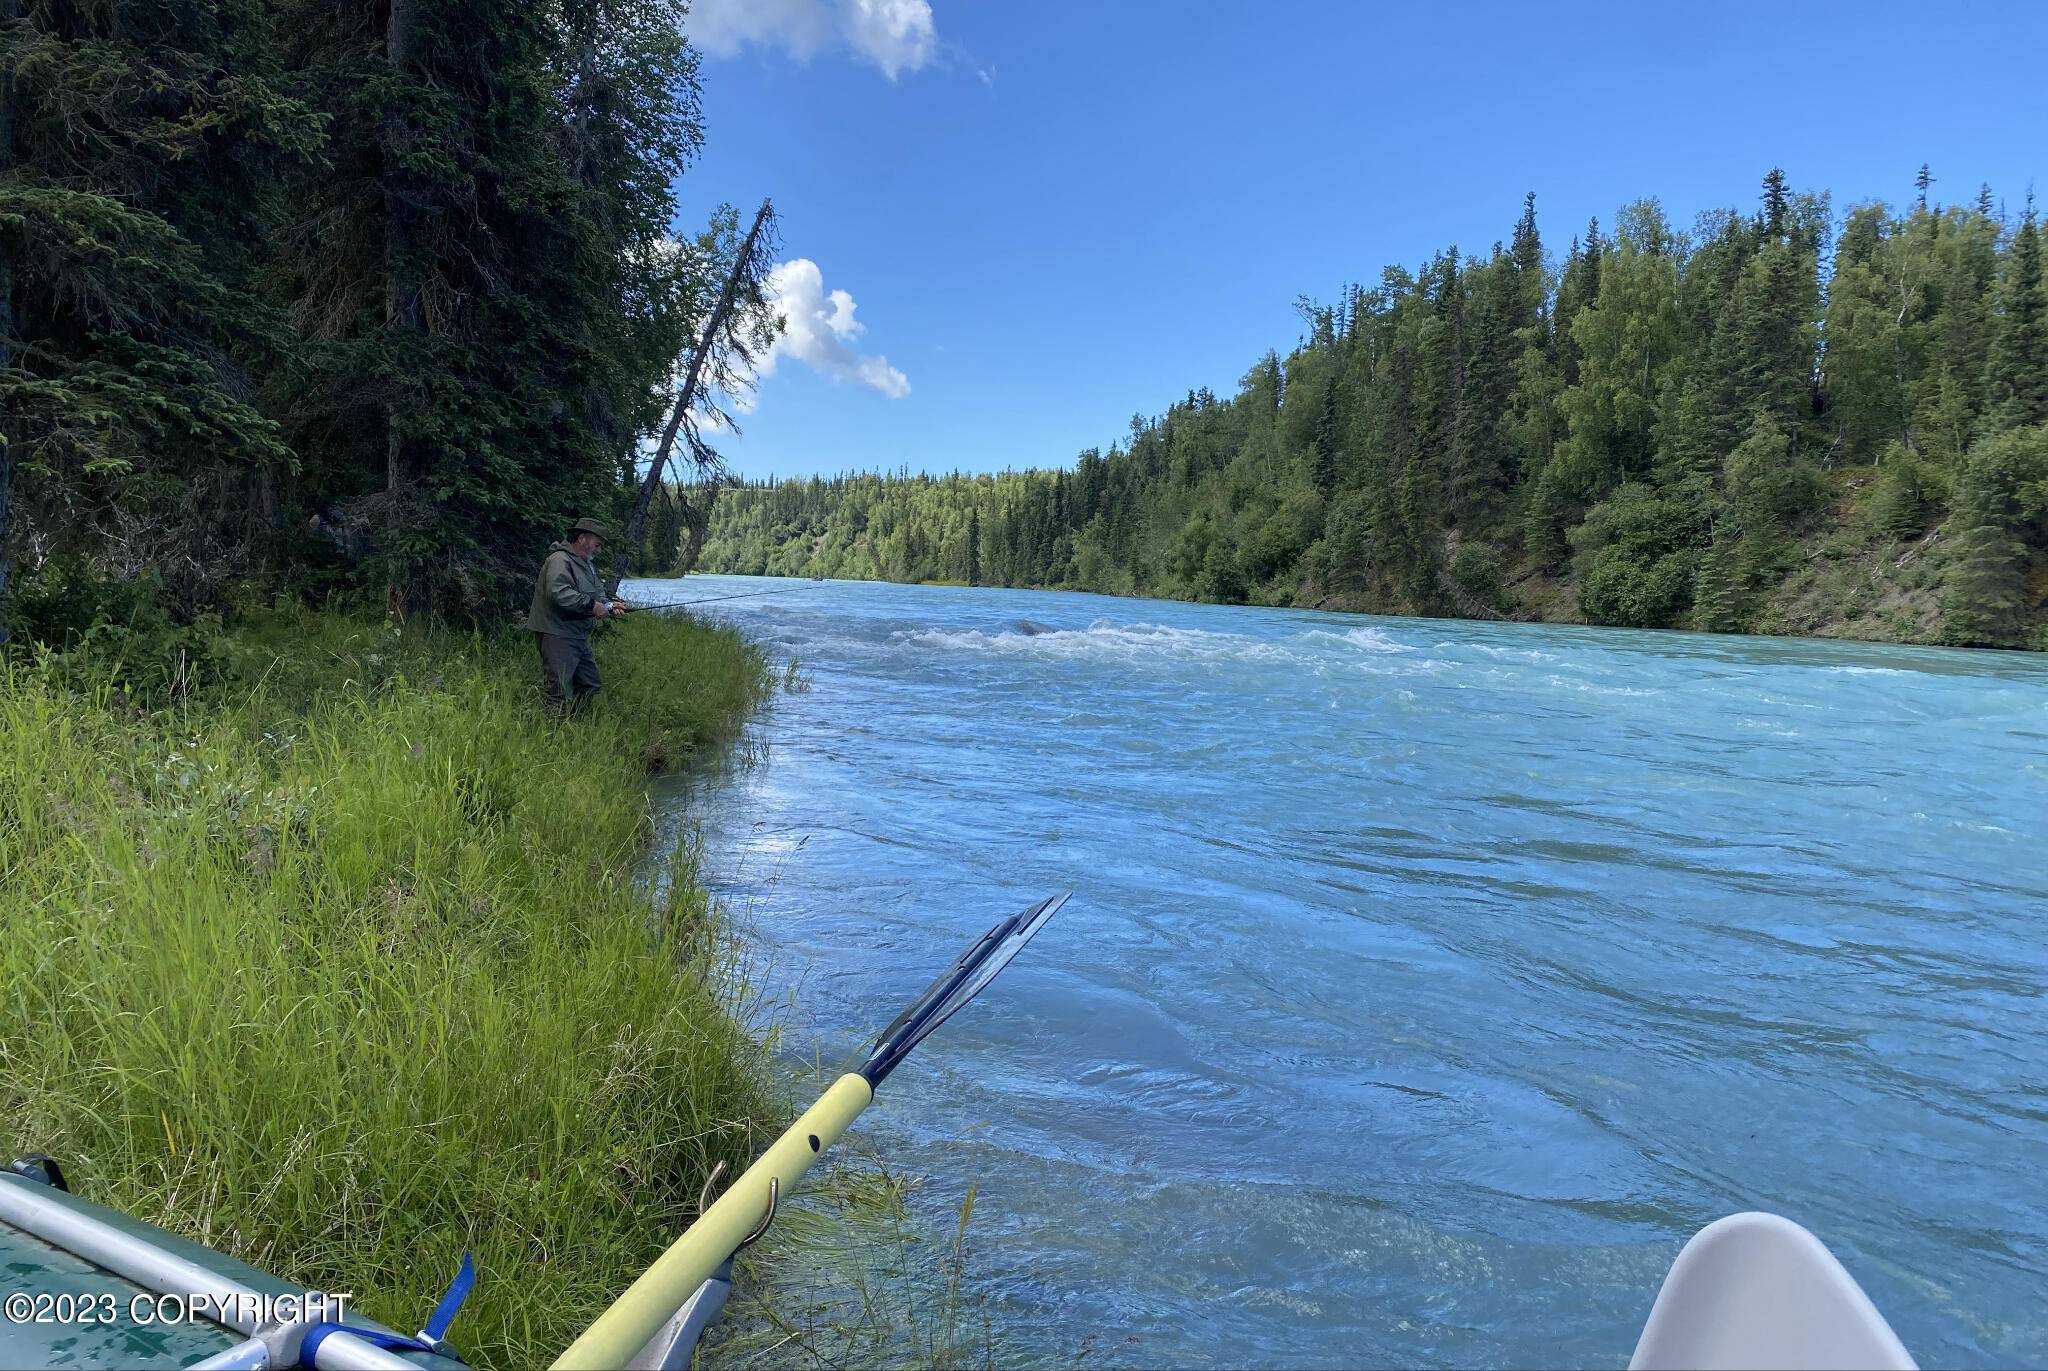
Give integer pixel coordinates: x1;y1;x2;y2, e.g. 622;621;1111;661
676;0;2048;483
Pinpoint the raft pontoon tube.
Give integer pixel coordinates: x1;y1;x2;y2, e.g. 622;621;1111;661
0;1161;468;1370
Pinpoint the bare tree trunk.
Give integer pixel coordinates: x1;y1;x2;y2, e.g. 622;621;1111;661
0;0;18;646
565;33;599;186
608;198;773;596
382;0;424;614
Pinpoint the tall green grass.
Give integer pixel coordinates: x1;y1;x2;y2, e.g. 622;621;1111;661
711;1145;1003;1370
0;610;778;1367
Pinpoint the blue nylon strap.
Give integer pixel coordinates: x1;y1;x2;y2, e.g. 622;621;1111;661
297;1252;476;1367
299;1322;428;1366
422;1252;477;1344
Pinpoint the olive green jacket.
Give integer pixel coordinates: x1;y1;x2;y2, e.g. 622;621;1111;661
525;542;602;639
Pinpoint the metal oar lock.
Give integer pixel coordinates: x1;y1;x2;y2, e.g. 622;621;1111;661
554;892;1071;1371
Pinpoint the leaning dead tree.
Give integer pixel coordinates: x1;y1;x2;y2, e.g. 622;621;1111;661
608;199;779;595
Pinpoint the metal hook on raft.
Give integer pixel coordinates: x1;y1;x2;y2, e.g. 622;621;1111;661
695;1162;726;1215
740;1178;778;1250
694;1161;778;1250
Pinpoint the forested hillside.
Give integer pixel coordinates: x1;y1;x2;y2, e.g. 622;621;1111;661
698;174;2048;648
1;0;745;644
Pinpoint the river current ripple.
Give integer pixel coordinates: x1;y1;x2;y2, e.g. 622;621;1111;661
634;574;2048;1369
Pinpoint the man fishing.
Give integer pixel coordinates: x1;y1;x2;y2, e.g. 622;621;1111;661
527;517;627;712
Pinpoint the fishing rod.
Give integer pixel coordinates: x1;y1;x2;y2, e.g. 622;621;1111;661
551;892;1070;1371
616;580;828;612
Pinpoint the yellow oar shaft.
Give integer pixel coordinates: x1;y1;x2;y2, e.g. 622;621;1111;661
551;1073;875;1370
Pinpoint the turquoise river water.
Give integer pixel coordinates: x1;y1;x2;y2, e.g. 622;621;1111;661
632;573;2048;1369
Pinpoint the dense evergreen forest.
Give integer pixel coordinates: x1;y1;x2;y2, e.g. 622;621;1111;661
697;174;2048;648
0;0;747;653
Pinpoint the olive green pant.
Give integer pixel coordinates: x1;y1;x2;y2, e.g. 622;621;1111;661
536;631;600;712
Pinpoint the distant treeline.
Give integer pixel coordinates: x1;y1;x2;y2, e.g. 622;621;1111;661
698;173;2048;648
2;0;735;643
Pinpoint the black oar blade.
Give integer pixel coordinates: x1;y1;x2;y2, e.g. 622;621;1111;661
923;893;1065;1033
862;926;1003;1057
857;892;1069;1086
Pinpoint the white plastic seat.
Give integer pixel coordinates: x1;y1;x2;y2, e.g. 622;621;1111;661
1630;1212;1916;1371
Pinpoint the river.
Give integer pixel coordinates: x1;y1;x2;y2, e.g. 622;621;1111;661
632;573;2048;1369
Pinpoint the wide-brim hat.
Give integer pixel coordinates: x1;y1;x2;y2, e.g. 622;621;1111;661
568;517;611;541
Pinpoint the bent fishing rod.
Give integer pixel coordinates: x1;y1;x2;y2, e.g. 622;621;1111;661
551;891;1070;1371
615;580;828;611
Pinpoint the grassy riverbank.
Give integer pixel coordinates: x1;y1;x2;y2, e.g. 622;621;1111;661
0;609;778;1367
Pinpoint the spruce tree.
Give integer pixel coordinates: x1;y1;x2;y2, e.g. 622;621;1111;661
1943;516;2029;647
0;0;312;635
1510;192;1545;325
275;0;709;616
1761;168;1791;239
1450;257;1516;529
1725;177;1822;429
1870;456;1926;540
1309;379;1342;496
1984;203;2048;432
1693;535;1750;632
1552;224;1602;388
1941;425;2048;646
1926;199;2004;450
1657;379;1722;489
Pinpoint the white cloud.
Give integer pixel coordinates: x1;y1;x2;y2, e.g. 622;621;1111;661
689;0;936;79
756;259;910;400
842;0;936;80
689;0;832;61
